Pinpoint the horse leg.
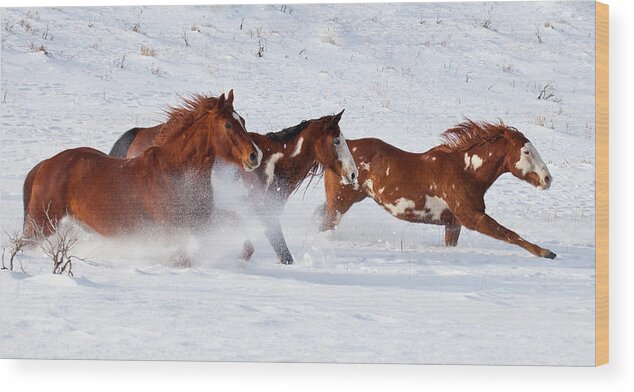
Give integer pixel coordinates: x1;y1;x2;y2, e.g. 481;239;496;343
444;224;461;247
319;170;366;231
457;210;556;259
261;216;293;265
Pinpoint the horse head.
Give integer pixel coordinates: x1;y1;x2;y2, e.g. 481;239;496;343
504;127;552;190
207;89;262;171
314;110;358;185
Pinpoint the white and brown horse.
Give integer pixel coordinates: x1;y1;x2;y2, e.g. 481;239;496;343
318;120;556;259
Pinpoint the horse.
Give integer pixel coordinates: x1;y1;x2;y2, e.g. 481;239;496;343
22;90;262;242
108;96;358;264
317;120;557;259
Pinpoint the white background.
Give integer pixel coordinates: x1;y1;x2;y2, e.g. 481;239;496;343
0;0;631;390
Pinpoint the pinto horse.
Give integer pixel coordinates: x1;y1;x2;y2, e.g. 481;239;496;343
109;96;358;264
22;90;262;240
318;120;557;259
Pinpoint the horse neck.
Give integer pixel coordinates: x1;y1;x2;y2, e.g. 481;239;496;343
461;137;510;189
150;119;215;173
254;126;318;195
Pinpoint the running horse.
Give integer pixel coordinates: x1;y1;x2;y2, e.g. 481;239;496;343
318;120;557;259
22;90;262;240
109;96;358;264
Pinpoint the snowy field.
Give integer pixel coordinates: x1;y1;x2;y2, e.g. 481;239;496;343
0;2;596;365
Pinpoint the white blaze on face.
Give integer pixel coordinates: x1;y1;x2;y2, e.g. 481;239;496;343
264;152;284;188
334;133;358;185
290;137;304;158
514;142;552;189
232;111;246;130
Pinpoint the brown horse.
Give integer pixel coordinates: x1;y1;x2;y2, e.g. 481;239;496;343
109;97;358;264
318;120;557;259
23;90;262;240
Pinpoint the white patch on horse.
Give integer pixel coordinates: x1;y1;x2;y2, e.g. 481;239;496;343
378;187;385;194
384;198;420;218
471;154;483;170
386;166;390;176
363;179;375;197
464;153;483;171
290;137;304;158
424;195;448;221
359;162;371;171
264;152;284;188
352;147;357;152
432;156;437;161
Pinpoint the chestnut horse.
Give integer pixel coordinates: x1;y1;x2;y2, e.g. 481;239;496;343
22;90;262;240
318;120;557;259
109;96;358;264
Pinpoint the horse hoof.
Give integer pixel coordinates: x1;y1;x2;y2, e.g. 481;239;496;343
544;251;557;259
241;240;255;261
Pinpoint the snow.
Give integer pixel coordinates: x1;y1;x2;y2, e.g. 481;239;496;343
0;2;596;365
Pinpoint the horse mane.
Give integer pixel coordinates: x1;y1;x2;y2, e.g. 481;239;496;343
153;94;219;146
265;120;311;142
265;114;336;142
439;119;520;152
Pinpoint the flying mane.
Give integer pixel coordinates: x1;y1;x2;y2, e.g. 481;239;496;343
266;114;338;142
152;94;219;146
439;119;523;152
266;120;311;142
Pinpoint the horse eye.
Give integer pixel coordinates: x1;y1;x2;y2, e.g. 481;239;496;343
523;150;529;155
334;139;340;146
225;123;232;129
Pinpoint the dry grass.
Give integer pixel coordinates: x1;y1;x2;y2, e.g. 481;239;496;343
140;45;156;57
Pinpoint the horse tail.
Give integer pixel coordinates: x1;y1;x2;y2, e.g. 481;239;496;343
108;127;142;157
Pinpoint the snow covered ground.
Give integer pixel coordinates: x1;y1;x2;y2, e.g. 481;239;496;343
0;2;596;365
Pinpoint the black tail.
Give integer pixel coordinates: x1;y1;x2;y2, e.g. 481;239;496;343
109;127;142;157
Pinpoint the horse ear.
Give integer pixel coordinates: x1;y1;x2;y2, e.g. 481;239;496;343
226;89;235;107
330;109;345;127
216;93;226;109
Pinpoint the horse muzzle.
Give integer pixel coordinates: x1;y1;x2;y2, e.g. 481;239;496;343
341;171;358;186
539;174;552;190
243;150;261;172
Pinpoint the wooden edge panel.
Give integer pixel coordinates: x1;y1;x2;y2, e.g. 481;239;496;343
595;1;609;367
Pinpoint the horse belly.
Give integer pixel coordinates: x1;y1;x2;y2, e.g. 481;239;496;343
378;193;453;226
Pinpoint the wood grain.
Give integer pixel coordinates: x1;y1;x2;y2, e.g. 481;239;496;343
595;1;609;367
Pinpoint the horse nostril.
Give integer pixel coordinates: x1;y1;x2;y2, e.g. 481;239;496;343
249;152;258;163
544;175;551;184
351;172;356;180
